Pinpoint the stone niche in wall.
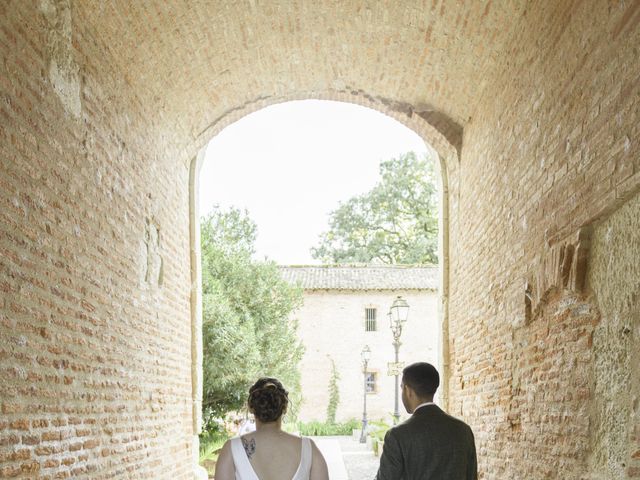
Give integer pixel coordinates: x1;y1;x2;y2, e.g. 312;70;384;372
140;219;164;288
521;226;592;326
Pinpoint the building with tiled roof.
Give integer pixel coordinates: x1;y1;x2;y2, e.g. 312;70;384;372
279;265;438;291
280;264;440;423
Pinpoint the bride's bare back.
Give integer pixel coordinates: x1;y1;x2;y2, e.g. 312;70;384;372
213;377;329;480
215;427;328;480
242;430;302;479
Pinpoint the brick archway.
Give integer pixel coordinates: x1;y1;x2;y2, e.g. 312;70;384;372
2;1;638;478
188;95;458;463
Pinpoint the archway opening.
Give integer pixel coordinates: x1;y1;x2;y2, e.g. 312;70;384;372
188;98;456;477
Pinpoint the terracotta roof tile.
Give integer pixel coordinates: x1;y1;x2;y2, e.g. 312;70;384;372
279;265;438;290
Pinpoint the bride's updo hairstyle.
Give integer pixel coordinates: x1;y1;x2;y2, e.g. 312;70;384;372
248;377;289;423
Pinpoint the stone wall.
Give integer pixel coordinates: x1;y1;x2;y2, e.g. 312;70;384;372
448;1;640;478
0;2;195;478
588;193;640;479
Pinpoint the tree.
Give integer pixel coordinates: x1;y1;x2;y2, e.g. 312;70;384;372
311;151;439;264
200;207;304;423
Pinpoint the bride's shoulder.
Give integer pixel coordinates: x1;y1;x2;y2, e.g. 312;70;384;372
281;431;305;441
213;439;236;480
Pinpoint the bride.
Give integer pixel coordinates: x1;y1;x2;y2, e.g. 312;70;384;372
214;377;329;480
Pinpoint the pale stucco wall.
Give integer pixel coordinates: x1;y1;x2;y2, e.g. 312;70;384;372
293;289;439;423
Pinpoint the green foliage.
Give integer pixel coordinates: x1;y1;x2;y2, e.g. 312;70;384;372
366;419;390;456
297;418;361;436
198;423;229;476
312;151;439;265
367;419;391;442
199;425;229;463
326;357;340;424
282;421;300;434
201;206;304;420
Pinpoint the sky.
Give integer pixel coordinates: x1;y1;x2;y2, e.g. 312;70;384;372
199;99;427;265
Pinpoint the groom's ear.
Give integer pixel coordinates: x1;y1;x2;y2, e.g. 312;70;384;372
402;381;412;397
406;383;419;401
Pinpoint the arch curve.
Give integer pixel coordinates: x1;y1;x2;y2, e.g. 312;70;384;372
191;90;460;170
188;93;456;454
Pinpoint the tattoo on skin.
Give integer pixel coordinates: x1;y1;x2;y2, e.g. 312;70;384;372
242;437;256;459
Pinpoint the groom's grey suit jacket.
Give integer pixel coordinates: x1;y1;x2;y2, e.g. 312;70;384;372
375;404;477;480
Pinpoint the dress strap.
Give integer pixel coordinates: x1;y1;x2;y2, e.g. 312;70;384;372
230;437;259;480
293;437;313;479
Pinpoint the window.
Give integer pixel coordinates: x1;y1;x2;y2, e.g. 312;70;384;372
365;307;377;331
365;372;377;393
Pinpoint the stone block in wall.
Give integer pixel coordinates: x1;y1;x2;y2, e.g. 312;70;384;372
140;219;164;287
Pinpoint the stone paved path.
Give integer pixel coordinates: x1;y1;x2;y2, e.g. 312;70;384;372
313;436;380;480
313;437;349;479
338;436;380;480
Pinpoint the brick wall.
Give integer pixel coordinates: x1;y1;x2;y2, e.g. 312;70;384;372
1;0;638;478
448;1;639;478
1;2;195;478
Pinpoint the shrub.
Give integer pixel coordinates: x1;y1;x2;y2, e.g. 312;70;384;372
297;418;360;436
199;424;229;463
367;419;390;442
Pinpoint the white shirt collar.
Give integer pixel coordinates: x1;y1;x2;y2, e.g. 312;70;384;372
412;401;435;413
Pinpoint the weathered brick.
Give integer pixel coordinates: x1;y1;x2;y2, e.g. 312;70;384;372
43;458;60;468
41;431;61;442
9;449;30;461
9;420;29;431
0;464;21;477
67;442;82;452
35;445;62;456
21;434;40;446
31;419;49;428
20;460;40;473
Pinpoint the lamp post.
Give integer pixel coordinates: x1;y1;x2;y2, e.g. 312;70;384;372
389;296;410;425
359;345;371;443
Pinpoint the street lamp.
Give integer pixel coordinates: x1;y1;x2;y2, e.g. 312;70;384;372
389;296;409;424
359;345;371;443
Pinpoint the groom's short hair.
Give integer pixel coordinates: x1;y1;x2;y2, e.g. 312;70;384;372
402;362;440;397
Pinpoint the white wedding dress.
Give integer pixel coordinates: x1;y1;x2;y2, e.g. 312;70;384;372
230;436;312;480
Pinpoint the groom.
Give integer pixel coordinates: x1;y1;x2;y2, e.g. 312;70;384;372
375;362;477;480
